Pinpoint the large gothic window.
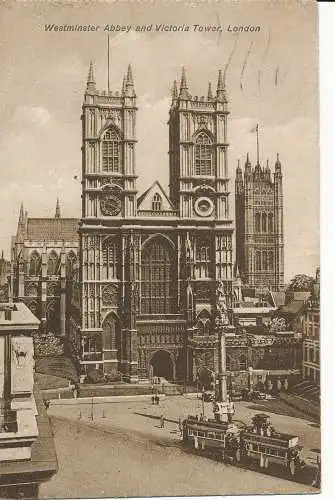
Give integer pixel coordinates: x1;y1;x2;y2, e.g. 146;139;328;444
255;213;261;233
29;251;41;276
195;132;213;176
256;252;261;271
102;238;120;280
262;213;267;233
47;251;58;276
141;239;173;314
103;314;119;351
268;213;274;233
239;355;247;371
102;128;121;173
195;236;211;279
268;251;274;270
152;193;162;211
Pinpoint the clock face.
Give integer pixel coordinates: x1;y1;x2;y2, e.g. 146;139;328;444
100;187;122;216
194;196;214;217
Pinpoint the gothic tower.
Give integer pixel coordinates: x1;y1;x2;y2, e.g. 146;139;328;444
78;61;138;379
235;153;284;291
169;68;234;380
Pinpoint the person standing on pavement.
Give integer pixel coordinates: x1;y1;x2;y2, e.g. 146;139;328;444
160;415;165;428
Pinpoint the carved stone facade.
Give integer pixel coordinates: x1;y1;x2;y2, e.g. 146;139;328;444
235;154;284;291
11;204;79;336
69;64;234;382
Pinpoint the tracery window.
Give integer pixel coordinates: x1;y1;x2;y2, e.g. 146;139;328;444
255;213;261;233
103;314;119;351
83;337;98;354
102;128;121;173
195;132;213;176
262;213;267;233
152;193;162;211
268;213;274;233
141;239;173;314
239;355;247;371
268;251;274;270
47;251;58;276
102;238;120;280
262;251;268;271
256;252;261;271
29;251;41;276
195;236;211;279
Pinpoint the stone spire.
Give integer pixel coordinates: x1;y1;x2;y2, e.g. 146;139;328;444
19;202;24;224
55;198;61;218
179;67;189;99
207;81;213;100
86;61;96;92
125;64;135;96
216;69;226;101
172;80;178;99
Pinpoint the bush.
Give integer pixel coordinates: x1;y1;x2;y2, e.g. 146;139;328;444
33;333;64;357
86;368;105;384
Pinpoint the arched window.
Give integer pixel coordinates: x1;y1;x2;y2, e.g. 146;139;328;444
268;213;274;233
226;355;232;371
29;251;41;276
262;213;267;233
47;251;58;276
102;238;120;280
255;213;261;233
195;132;213;176
195;236;211;279
152;193;162;211
141;239;173;314
256;252;261;271
239;355;247;371
262;251;268;271
102;128;121;173
103;314;119;351
268;251;274;270
196;310;211;335
66;251;77;278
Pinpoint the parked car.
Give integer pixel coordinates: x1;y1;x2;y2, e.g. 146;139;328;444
230;390;243;402
251;391;267;400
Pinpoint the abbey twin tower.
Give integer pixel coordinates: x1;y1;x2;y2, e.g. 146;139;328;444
11;61;283;382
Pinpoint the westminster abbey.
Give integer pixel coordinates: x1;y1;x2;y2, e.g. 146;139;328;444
11;61;284;383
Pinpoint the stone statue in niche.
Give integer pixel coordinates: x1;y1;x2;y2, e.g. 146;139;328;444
216;280;229;327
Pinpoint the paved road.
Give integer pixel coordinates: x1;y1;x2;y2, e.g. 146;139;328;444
39;396;319;498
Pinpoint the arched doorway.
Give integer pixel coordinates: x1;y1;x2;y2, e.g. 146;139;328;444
150;350;174;380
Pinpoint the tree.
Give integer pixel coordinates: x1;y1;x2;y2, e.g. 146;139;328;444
269;316;287;333
287;274;314;292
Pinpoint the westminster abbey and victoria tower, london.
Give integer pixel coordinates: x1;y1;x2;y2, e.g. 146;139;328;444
12;60;284;383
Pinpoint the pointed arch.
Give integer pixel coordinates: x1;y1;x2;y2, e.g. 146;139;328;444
239;354;247;371
101;127;122;173
255;213;261;233
29;251;41;276
262;213;267;233
47;251;58;276
102;237;120;280
141;237;174;314
196;309;211;335
194;131;213;176
102;312;120;352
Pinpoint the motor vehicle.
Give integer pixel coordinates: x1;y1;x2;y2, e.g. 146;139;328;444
202;391;215;402
251;391;267;400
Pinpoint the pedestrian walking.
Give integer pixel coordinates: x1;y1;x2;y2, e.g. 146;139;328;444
160;415;165;428
151;395;155;405
155;395;160;405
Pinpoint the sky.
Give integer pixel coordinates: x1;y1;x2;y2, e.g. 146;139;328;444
0;0;319;281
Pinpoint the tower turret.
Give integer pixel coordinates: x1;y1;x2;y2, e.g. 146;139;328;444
55;198;61;218
207;81;213;100
216;69;227;102
86;61;96;92
179;67;189;99
125;64;135;97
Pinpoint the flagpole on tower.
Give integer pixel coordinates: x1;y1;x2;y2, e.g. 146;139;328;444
107;34;110;92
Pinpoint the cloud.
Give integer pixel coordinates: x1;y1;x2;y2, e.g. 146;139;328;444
13;105;51;126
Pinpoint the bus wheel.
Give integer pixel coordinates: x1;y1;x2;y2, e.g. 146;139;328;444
235;449;241;463
289;460;296;477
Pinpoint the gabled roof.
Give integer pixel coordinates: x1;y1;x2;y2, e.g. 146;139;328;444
26;218;79;242
137;180;175;212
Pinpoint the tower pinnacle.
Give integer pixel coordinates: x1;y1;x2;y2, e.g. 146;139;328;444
55;198;61;218
86;61;96;92
179;67;189;98
216;69;226;101
172;80;178;99
125;64;135;96
207;81;213;100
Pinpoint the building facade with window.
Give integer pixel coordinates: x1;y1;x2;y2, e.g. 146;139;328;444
302;269;320;385
69;64;235;381
235;154;284;291
11;201;79;336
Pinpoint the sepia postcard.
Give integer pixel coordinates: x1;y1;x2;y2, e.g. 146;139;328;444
0;0;320;498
